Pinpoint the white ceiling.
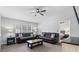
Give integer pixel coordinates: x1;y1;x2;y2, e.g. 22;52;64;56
0;6;76;23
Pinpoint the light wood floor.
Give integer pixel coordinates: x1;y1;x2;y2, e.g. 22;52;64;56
1;42;62;52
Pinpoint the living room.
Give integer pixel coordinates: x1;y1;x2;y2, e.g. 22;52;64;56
0;6;79;52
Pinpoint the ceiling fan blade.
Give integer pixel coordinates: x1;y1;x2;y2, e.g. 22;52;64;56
39;12;44;16
41;10;46;12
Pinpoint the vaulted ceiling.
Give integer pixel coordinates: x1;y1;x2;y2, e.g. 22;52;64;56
0;6;78;23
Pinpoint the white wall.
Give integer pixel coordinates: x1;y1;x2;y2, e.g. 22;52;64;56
70;7;79;37
38;6;79;37
38;6;72;33
38;17;59;33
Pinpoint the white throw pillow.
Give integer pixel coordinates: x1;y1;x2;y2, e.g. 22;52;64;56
31;34;33;37
51;34;55;38
19;34;22;37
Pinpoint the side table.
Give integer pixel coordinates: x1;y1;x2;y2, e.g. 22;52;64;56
7;37;15;45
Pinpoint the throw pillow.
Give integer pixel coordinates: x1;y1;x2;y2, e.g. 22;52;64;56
19;34;22;37
51;34;55;38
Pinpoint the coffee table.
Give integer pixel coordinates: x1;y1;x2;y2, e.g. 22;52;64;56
27;39;43;49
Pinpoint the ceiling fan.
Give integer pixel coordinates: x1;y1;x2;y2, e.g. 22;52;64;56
32;7;46;16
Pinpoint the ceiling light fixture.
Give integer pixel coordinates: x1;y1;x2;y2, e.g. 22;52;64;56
31;7;47;16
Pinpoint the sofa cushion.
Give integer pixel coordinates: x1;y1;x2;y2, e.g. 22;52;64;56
15;33;33;37
42;32;59;44
44;33;51;38
16;33;20;37
20;36;33;39
22;33;31;37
